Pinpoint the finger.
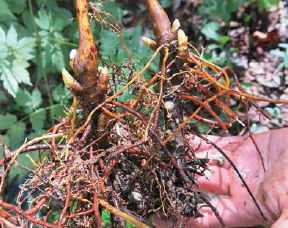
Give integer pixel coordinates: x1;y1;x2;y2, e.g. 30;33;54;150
185;134;242;154
185;197;262;228
185;135;221;152
195;166;231;195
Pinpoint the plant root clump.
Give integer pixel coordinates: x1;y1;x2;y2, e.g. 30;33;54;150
6;117;208;227
1;1;288;227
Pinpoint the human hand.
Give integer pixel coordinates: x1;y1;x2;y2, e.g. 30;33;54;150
185;128;288;227
153;128;288;227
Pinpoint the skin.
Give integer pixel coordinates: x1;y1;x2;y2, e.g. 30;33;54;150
152;128;288;227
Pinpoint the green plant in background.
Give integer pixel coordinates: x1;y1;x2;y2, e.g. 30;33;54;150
271;43;288;68
0;26;34;97
198;0;248;23
257;0;281;11
200;21;231;66
0;0;76;151
198;0;280;66
0;23;37;149
198;0;280;23
35;10;66;72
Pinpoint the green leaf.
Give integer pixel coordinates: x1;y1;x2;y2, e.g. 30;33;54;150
257;0;280;10
32;7;69;75
100;29;119;62
6;121;26;150
35;10;51;31
50;105;65;119
51;46;65;70
0;0;15;22
6;26;17;47
0;27;6;43
47;211;61;224
198;0;247;23
117;87;134;102
1;61;20;97
31;88;43;110
12;60;32;85
7;150;40;184
21;10;35;32
54;18;64;32
265;107;281;118
0;26;34;97
1;59;32;97
6;0;26;14
29;109;46;133
279;43;288;49
218;36;230;45
28;129;46;139
16;88;31;109
0;27;8;59
52;84;71;103
160;0;173;8
16;88;42;112
271;49;285;58
125;222;137;228
101;210;110;228
129;26;142;52
201;22;221;40
2;135;10;149
14;37;35;61
242;82;252;89
0;90;7;102
53;7;72;27
0;114;17;130
102;1;123;20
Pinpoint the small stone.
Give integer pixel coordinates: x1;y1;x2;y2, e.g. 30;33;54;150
132;191;143;201
164;100;175;111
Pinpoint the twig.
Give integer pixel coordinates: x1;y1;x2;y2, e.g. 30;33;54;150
76;124;92;150
0;201;57;228
58;183;71;227
0;216;17;228
51;119;68;156
68;209;94;219
145;48;169;139
93;194;102;228
99;200;150;228
180;95;228;131
153;48;169;129
26;193;50;215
